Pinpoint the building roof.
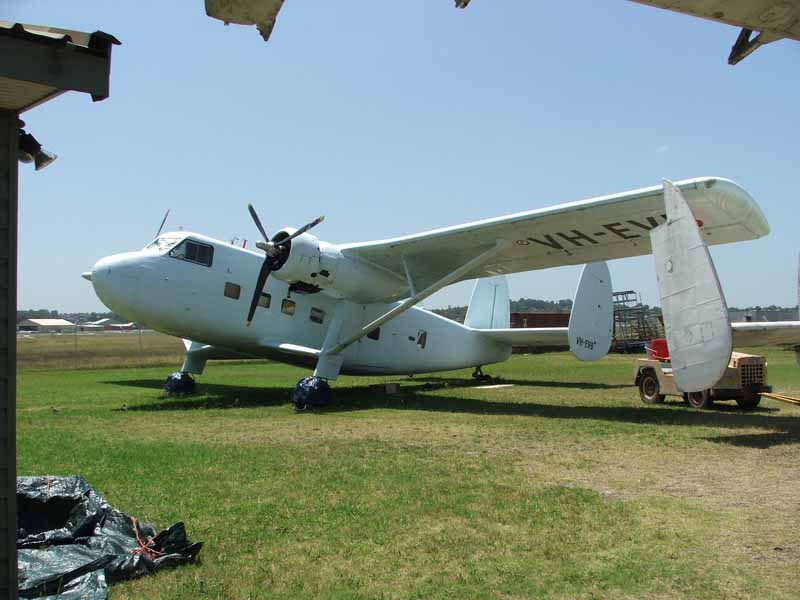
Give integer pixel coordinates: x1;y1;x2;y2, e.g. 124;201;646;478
20;318;76;327
0;21;119;112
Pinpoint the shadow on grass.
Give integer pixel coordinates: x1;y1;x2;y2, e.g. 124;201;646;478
100;376;800;447
101;379;288;411
408;376;630;391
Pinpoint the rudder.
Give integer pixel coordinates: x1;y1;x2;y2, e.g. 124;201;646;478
465;276;510;330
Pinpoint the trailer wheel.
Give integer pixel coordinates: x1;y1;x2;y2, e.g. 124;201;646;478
684;389;713;409
638;370;665;404
736;394;761;410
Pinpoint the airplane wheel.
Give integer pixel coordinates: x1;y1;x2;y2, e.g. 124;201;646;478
291;376;332;410
638;370;665;404
164;371;195;394
684;389;713;409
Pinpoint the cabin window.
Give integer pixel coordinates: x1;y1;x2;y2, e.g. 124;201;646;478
224;282;241;300
258;293;271;309
169;239;214;267
281;298;296;316
416;329;427;349
367;327;380;341
309;307;325;324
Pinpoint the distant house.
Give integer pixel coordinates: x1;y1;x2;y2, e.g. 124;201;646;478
17;318;76;333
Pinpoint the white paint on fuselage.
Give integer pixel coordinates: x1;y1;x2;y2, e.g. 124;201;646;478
91;232;510;376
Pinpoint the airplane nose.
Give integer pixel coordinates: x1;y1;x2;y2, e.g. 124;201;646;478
91;252;142;317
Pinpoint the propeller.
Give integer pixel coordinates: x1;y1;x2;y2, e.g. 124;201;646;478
155;209;170;239
245;204;325;326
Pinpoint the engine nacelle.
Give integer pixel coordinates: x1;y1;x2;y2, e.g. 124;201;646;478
271;229;408;302
271;229;321;284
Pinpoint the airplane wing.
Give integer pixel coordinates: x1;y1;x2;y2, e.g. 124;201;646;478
626;1;800;64
731;322;800;347
476;322;800;354
340;177;768;296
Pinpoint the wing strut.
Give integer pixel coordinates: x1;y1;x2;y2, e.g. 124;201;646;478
323;241;507;361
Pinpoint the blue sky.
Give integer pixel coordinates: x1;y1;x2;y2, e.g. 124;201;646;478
8;1;800;312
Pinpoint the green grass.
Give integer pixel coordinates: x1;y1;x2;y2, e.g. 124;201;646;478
16;347;800;599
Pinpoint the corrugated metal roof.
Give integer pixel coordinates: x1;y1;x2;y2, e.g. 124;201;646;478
20;319;76;327
0;21;119;112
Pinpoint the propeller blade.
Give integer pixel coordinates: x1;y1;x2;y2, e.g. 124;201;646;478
276;215;325;246
155;209;170;238
245;259;274;326
248;203;270;244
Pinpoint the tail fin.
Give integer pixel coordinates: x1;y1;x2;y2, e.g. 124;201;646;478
652;180;732;392
465;276;510;330
568;262;613;361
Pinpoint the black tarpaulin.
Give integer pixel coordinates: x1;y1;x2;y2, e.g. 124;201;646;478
17;476;202;599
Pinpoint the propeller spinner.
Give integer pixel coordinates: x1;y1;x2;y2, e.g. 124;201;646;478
245;204;324;326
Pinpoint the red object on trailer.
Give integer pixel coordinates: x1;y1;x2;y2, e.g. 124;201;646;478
648;338;670;361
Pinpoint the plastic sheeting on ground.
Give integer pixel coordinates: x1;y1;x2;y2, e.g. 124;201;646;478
17;476;202;599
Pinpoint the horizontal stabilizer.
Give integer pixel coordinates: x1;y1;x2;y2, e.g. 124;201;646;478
474;327;568;347
568;262;613;361
731;322;800;347
651;180;732;392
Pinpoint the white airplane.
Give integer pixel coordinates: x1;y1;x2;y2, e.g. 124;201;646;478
84;177;800;406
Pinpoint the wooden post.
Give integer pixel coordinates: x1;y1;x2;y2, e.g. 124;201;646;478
0;109;19;599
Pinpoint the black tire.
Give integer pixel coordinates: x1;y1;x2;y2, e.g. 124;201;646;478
684;389;713;409
638;371;665;404
736;394;761;409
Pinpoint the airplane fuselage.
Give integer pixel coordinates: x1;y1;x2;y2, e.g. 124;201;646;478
90;233;510;376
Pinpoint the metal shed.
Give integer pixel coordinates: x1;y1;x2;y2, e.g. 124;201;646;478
0;21;118;599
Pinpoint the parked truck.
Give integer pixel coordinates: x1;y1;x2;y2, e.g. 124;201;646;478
633;338;770;409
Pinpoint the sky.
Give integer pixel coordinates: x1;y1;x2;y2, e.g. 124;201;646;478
7;1;800;313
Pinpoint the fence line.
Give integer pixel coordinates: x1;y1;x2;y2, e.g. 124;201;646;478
16;329;185;371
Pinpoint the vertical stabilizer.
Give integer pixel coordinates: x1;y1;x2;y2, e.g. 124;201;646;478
568;262;613;361
465;276;510;330
651;180;732;392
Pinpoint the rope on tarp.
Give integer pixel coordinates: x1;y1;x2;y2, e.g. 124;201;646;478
131;517;165;560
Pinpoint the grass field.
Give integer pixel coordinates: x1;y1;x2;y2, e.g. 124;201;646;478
17;330;185;370
16;345;800;599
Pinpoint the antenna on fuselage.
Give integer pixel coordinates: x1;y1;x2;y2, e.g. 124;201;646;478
155;209;170;238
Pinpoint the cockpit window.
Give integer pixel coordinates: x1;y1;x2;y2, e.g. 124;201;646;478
169;239;214;267
145;236;182;252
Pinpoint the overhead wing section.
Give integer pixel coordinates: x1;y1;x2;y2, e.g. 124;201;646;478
627;1;800;64
340;177;767;299
205;0;285;42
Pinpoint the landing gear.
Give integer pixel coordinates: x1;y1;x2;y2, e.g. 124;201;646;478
291;376;332;410
164;371;195;394
472;366;491;382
